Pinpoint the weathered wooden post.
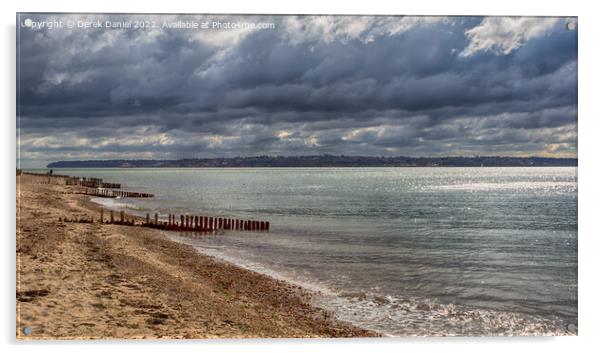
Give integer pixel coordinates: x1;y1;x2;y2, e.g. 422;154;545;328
146;213;150;225
120;210;124;223
266;221;270;231
180;215;184;229
194;216;199;229
110;210;114;223
155;213;158;225
100;209;104;223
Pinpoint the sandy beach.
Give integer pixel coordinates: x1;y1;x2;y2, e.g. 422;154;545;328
16;173;378;339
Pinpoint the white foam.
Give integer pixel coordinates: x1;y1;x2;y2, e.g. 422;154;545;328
90;196;146;211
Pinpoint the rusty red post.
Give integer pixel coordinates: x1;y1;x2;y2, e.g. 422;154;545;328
155;213;158;225
180;215;184;229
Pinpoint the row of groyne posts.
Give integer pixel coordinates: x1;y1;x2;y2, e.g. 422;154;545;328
61;209;270;233
19;171;153;198
21;170;271;233
82;188;153;198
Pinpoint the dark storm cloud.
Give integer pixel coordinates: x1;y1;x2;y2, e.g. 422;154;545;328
16;14;578;167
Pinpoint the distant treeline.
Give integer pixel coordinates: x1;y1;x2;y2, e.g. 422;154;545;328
47;155;578;168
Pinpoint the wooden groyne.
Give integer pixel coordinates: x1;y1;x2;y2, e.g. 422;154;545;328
25;170;269;233
60;209;270;233
20;171;122;189
19;171;155;198
80;188;154;198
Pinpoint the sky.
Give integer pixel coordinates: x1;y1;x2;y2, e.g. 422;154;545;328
16;14;578;168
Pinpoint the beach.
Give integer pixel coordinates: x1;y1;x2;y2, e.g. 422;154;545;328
16;173;378;339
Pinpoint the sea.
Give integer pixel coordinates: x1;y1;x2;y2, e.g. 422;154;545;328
38;167;578;336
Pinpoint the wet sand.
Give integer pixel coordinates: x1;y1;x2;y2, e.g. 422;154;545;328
16;174;378;339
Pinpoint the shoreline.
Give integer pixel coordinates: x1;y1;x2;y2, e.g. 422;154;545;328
16;174;379;339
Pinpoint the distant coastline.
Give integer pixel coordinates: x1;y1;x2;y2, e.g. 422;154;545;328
46;155;578;168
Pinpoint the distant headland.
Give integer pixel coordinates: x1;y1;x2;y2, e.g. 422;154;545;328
46;155;578;168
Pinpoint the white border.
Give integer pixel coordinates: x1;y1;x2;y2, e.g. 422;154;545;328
3;1;600;352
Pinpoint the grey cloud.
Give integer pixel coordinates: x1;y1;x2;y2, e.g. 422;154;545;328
16;14;578;167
